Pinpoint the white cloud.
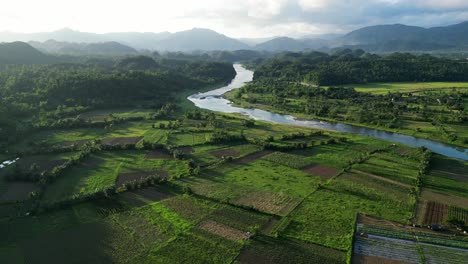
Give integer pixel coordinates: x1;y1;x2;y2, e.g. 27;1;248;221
0;0;468;38
298;0;328;10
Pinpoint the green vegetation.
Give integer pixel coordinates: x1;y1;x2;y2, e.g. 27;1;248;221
227;52;468;147
0;53;467;263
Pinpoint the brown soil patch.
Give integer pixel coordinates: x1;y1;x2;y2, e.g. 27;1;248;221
210;148;241;158
1;182;38;201
421;201;448;225
144;150;172;159
351;169;411;188
234;150;274;165
421;190;468;209
234;191;300;216
178;146;194;154
115;171;168;187
101;136;143;145
198;220;245;241
352;254;410;264
302;163;340;178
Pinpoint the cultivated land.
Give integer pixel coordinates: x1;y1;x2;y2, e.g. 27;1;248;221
1;80;467;263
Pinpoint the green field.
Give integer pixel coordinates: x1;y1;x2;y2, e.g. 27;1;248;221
1;103;467;263
349;82;468;94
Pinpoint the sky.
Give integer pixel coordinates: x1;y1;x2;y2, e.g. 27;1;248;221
1;0;468;38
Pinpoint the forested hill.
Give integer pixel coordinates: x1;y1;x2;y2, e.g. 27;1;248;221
0;41;57;64
0;57;235;145
254;50;468;86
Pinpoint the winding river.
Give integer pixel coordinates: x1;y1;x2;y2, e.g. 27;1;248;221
189;64;468;161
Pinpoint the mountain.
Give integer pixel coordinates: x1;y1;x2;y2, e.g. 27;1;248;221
255;37;329;51
340;21;468;50
0;28;247;51
154;28;249;51
0;42;56;64
30;40;137;55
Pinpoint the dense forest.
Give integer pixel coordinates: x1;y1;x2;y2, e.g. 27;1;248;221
254;50;468;85
0;56;236;147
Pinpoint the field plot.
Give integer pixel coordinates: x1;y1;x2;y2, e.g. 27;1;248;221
284;179;412;250
234;191;301;216
302;163;340;178
421;155;468;207
101;136;143;145
262;152;311;169
353;151;420;185
115;171;167;187
168;132;211;146
198;220;245;241
42;150;188;202
41;152;121;203
420;190;468;210
420;243;468;264
149;227;242;264
237;235;346;264
353;236;420;264
421;201;448;225
448;206;468;224
234;150;273;165
119;186;173;207
210;147;241;158
354;215;468;264
161;195;216;224
207;205;270;231
290;143;364;168
341;170;411;204
145;150;172;159
350;82;468;94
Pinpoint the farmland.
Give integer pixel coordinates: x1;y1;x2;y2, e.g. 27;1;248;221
0;60;467;263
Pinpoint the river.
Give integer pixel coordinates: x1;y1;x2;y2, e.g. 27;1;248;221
188;64;468;161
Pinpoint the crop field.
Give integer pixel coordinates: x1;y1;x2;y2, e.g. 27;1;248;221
238;235;346;264
353;151;420;185
421;201;448;225
283;178;413;250
0;104;467;264
353;214;468;264
262;152;311;169
42;150;188;203
302;163;341;178
347;82;468;94
448;206;468;224
290;143;368;168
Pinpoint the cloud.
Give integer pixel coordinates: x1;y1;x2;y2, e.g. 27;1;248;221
0;0;468;38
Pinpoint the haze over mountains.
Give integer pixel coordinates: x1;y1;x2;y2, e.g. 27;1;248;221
1;21;468;56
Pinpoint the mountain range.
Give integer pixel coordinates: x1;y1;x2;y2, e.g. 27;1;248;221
1;21;468;54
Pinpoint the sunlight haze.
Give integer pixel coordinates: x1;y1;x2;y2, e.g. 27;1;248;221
2;0;468;38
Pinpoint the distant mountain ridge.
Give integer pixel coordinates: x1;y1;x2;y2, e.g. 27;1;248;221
0;28;248;51
1;21;468;53
29;40;137;55
153;28;249;51
339;21;468;50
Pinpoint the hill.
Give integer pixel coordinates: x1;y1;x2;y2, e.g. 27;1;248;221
30;40;138;55
0;42;56;64
154;28;249;51
340;21;468;50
